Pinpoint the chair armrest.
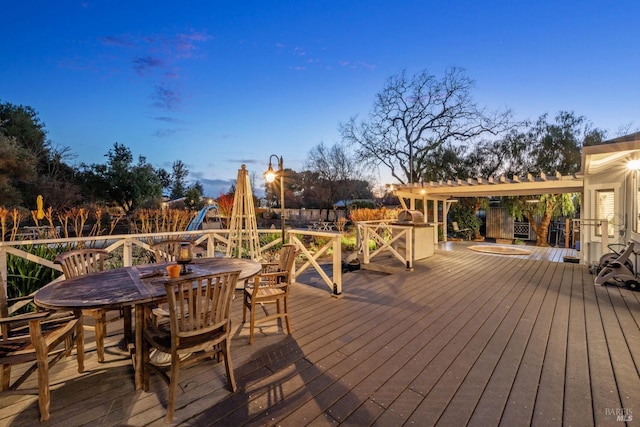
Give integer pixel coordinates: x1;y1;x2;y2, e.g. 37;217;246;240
7;295;34;303
259;270;288;279
152;307;170;318
0;310;50;325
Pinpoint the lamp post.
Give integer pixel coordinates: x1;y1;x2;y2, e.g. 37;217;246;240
265;154;286;244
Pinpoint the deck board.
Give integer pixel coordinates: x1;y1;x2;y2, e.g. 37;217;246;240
562;263;593;427
2;242;639;426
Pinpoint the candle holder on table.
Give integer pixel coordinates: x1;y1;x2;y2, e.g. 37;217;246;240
176;243;193;275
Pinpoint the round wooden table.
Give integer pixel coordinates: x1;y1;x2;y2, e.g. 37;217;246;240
35;257;261;389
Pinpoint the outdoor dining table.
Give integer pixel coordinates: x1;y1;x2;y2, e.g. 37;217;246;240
34;256;262;390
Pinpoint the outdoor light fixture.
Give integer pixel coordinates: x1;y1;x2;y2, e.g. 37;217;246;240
176;242;193;275
627;159;640;170
265;154;286;244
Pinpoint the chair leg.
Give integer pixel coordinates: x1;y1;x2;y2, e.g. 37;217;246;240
36;357;51;422
166;353;181;423
31;329;51;422
249;303;256;345
283;297;291;335
1;364;11;390
242;297;247;323
222;338;237;392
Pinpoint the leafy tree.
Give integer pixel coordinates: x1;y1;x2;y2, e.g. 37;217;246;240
504;194;576;246
216;193;234;225
468;111;605;178
0;134;37;207
449;198;482;240
0;102;50;173
340;67;512;184
170;160;189;200
184;182;205;211
80;143;163;213
471;111;602;245
0;102;82;210
156;168;172;196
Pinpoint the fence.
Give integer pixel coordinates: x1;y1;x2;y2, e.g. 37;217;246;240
0;227;344;298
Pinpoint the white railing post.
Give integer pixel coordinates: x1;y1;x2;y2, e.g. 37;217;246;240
206;234;215;257
123;238;133;267
601;219;609;257
363;225;370;264
332;235;342;297
407;228;414;270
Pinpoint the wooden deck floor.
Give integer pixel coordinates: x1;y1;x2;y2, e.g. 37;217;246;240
2;243;639;426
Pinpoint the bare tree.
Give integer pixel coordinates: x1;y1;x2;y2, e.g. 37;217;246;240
304;142;372;217
340;67;512;184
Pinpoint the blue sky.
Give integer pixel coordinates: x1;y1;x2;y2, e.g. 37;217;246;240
1;1;638;197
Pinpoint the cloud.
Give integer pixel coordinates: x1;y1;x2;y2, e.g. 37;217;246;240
151;128;184;137
154;116;181;123
99;36;134;48
133;56;165;76
338;60;376;70
194;176;236;197
98;29;210;112
151;84;181;110
175;31;211;58
228;158;259;165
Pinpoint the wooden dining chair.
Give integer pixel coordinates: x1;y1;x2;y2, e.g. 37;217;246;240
242;244;297;344
149;240;195;322
0;272;84;422
141;270;240;423
55;248;129;363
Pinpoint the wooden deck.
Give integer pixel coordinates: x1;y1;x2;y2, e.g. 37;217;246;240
2;242;639;426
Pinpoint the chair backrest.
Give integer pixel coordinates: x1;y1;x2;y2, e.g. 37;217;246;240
277;244;298;276
0;272;8;321
164;271;240;339
0;275;7;339
1;272;37;338
452;222;461;232
151;240;193;263
55;249;108;278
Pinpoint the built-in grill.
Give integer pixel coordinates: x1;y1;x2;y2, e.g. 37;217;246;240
393;209;425;225
390;209;434;260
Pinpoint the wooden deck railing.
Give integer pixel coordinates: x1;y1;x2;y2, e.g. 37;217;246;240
356;221;416;270
0;228;344;297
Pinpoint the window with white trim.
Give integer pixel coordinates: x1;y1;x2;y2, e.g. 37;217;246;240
595;189;615;237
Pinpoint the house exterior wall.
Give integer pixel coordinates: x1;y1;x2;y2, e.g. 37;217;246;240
582;166;627;264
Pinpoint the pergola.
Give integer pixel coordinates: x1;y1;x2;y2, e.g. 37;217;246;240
391;172;584;242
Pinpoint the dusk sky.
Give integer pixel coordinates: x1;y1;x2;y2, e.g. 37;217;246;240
2;1;638;197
